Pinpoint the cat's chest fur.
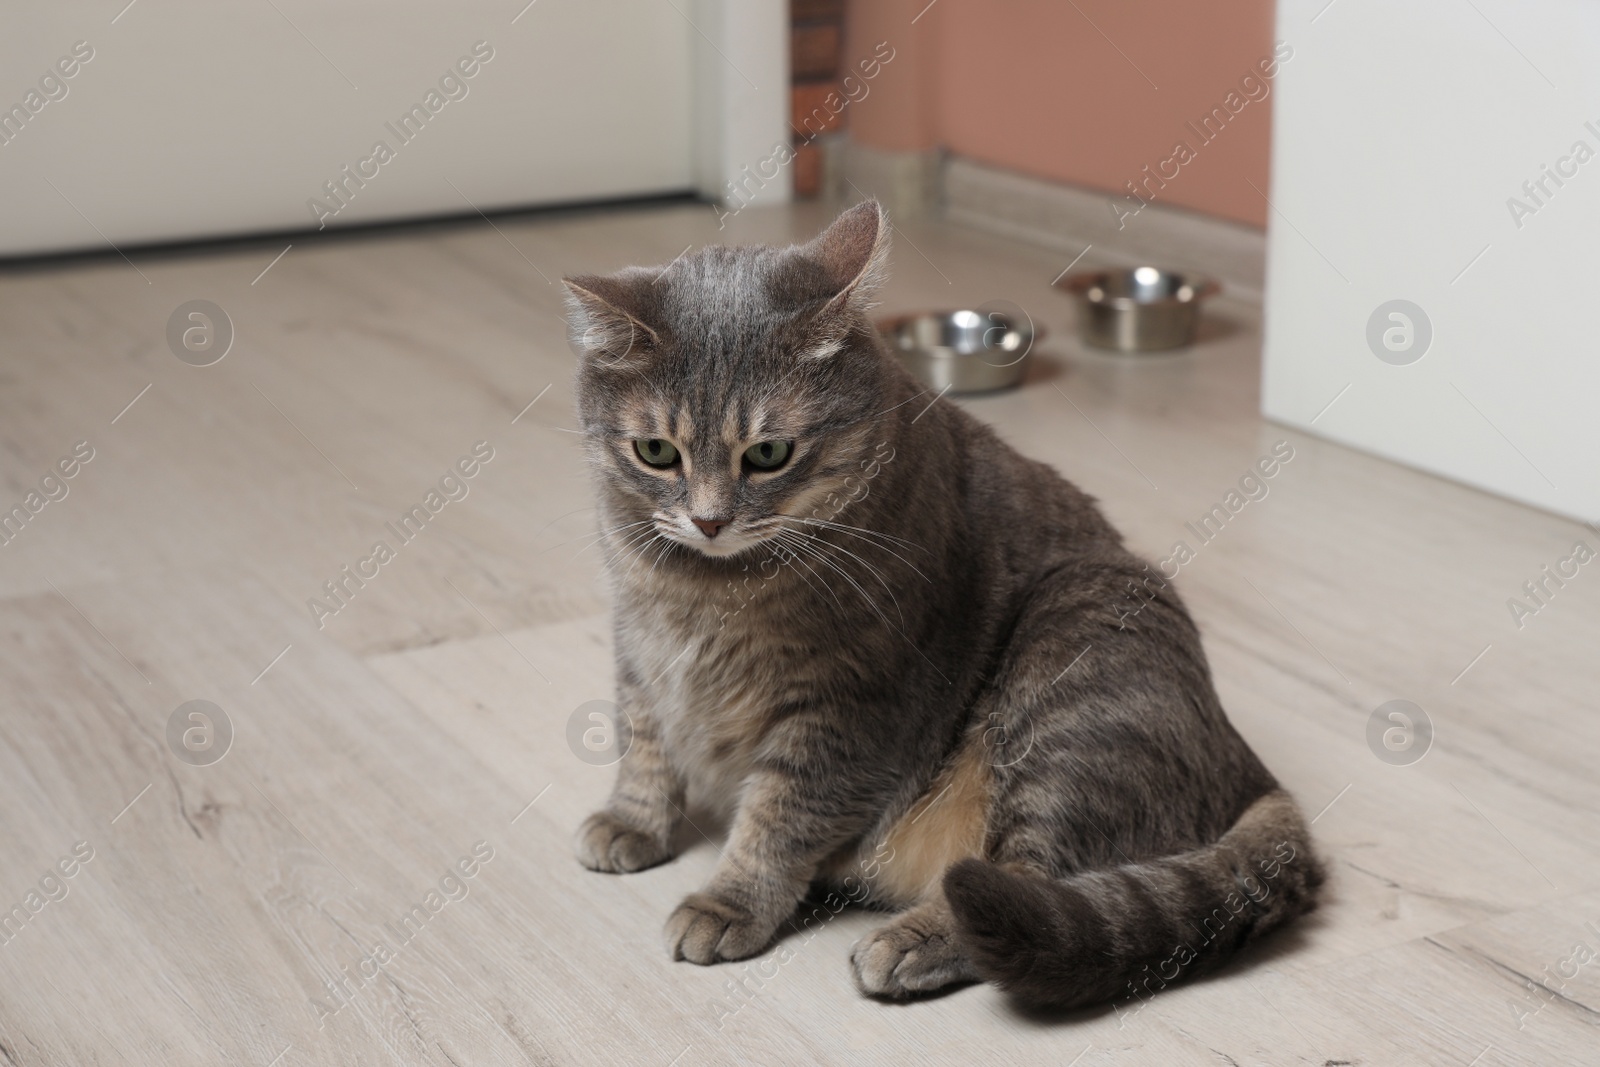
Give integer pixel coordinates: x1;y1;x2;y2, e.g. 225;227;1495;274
621;587;786;821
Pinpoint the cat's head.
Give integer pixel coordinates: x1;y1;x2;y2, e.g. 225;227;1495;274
565;201;894;561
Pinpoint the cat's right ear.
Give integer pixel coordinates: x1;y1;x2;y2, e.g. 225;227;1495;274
563;272;661;364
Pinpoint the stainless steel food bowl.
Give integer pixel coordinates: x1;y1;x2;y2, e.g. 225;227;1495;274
1056;266;1219;352
877;308;1038;394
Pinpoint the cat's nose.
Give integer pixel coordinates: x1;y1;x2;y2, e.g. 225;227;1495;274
691;516;729;539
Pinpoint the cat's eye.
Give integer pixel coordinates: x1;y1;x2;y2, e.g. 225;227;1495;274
743;440;792;471
634;439;680;468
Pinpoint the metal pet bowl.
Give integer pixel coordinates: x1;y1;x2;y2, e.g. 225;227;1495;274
877;308;1038;394
1056;266;1219;352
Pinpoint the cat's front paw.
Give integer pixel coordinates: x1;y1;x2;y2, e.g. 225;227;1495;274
665;891;777;964
575;811;672;873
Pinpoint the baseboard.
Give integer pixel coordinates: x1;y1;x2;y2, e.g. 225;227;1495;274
940;156;1266;302
835;143;940;219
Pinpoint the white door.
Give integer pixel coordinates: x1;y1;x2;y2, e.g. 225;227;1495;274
0;1;698;256
1262;0;1600;522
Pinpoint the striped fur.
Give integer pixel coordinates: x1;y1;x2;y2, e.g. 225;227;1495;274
944;790;1324;1009
565;201;1322;1008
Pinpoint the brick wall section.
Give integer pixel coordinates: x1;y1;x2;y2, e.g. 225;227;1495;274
789;0;846;197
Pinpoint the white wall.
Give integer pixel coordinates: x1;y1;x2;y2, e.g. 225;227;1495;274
1264;0;1600;522
0;1;786;257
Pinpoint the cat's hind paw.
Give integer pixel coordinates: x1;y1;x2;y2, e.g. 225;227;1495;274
849;902;979;999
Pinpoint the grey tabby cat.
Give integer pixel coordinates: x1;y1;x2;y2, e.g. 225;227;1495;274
564;201;1322;1008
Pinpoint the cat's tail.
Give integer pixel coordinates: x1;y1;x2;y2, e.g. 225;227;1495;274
942;788;1323;1010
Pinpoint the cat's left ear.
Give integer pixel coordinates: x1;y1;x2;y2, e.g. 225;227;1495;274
807;198;890;318
563;270;661;364
793;199;891;360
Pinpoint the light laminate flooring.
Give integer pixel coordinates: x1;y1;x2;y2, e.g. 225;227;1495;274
0;200;1596;1066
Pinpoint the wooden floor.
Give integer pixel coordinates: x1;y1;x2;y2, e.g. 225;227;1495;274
1;199;1597;1067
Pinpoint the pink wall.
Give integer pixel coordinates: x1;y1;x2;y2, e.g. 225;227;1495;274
845;0;1278;228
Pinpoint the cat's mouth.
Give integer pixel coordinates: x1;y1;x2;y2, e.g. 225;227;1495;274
656;514;775;558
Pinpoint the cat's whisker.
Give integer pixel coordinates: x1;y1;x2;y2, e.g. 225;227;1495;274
596;517;658;537
772;518;899;595
774;542;845;615
645;529;681;575
774;546;833;604
576;524;656;566
572;520;657;561
797;531;907;628
601;511;678;572
798;514;928;555
786;531;954;685
601;523;666;571
769;529;844;609
620;534;663;569
765;529;820;579
609;523;660;556
780;529;895;628
614;536;666;577
533;504;597;539
785;523;896;596
551;517;654;556
778;516;932;583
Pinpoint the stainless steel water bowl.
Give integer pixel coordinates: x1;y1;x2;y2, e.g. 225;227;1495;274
1056;266;1219;352
877;309;1037;394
